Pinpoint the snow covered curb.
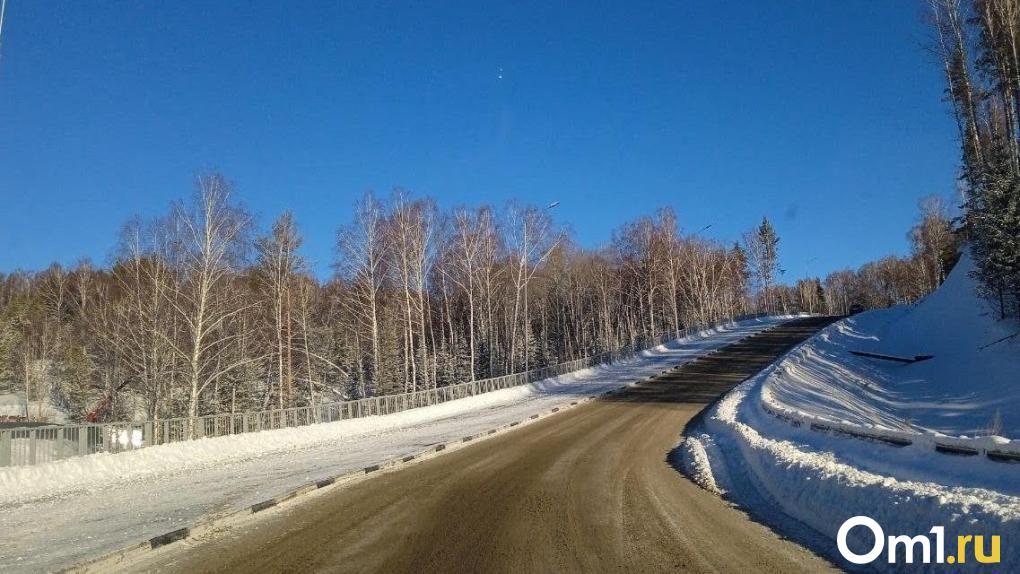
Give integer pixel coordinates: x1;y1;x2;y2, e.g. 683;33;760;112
759;321;1020;463
684;351;1020;572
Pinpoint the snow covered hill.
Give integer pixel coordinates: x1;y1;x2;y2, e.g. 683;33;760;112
683;250;1020;572
764;249;1019;439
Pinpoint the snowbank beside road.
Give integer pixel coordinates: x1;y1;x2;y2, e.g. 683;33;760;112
683;252;1020;572
685;363;1020;572
0;373;576;507
764;250;1020;440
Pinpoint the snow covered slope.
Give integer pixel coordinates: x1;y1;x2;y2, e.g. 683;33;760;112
0;316;788;573
765;250;1020;439
683;251;1020;572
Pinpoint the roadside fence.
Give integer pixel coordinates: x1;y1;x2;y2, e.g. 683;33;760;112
0;313;765;467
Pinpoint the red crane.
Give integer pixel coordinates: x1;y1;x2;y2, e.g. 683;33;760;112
85;381;131;423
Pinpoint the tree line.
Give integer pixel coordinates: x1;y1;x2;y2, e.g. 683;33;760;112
819;196;960;315
725;197;958;319
0;174;960;424
0;175;760;423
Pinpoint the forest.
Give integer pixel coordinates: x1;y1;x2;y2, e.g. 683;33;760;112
0;175;954;424
929;0;1020;320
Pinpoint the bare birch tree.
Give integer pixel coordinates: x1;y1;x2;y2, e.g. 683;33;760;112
256;211;307;408
166;174;257;433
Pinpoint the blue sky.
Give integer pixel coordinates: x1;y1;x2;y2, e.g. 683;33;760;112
0;1;959;281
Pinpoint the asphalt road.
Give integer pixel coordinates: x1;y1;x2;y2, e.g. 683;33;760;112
127;316;839;574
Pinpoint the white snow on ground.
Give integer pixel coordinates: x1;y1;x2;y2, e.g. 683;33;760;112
0;394;67;424
0;316;789;573
765;250;1020;439
685;252;1020;572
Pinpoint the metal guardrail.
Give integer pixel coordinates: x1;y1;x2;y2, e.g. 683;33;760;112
0;314;763;468
762;399;1020;463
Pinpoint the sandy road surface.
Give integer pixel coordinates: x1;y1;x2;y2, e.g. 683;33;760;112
126;317;839;574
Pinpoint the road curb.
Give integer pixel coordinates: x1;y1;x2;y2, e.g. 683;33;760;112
149;528;188;549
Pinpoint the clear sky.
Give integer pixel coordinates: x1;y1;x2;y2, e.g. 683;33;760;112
0;1;960;281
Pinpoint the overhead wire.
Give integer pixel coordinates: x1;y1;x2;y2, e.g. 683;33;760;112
0;0;8;71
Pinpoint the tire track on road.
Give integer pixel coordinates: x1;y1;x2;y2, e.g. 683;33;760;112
122;317;839;574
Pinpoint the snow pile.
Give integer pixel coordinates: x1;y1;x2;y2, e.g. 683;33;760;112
684;252;1020;572
691;364;1020;572
763;250;1020;440
677;435;720;494
767;251;1020;440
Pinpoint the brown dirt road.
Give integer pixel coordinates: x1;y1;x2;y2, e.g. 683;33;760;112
128;317;839;574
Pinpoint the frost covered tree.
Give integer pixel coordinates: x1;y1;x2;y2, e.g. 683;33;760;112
256;211;307;409
441;206;496;381
167;174;259;433
928;0;1020;320
506;202;560;372
336;192;389;396
909;196;958;294
744;217;781;313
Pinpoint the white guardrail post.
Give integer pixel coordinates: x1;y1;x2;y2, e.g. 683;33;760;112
28;428;37;465
0;430;10;466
